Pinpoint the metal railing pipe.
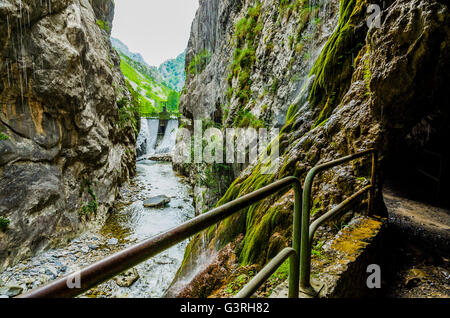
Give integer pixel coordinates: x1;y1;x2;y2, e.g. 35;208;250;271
19;177;302;298
369;151;378;214
290;181;302;298
308;185;372;242
234;247;296;298
300;149;377;292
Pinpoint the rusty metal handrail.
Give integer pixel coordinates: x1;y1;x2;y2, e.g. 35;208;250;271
234;247;296;298
299;149;377;295
19;177;302;298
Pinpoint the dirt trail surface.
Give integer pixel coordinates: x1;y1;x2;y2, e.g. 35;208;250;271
382;186;450;298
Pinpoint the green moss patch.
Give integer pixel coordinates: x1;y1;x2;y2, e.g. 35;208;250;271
0;217;10;231
187;50;212;76
308;0;368;125
78;178;98;218
96;19;111;32
226;1;263;112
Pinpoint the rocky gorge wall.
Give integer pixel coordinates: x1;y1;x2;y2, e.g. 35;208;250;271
0;0;138;270
170;0;450;297
176;0;341;214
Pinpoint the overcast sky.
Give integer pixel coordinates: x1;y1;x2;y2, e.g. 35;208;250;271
111;0;199;67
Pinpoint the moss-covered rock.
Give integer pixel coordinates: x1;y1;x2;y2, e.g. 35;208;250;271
308;0;369;126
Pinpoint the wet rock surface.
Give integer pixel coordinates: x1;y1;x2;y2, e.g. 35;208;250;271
148;154;173;162
0;0;137;271
166;235;245;298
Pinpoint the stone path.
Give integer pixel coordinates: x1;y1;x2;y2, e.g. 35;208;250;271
382;186;450;298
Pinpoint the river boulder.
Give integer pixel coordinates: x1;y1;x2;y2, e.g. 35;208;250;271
143;195;171;208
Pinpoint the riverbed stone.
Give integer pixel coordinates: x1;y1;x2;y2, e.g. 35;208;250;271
107;238;119;246
148;154;173;162
88;244;99;250
45;265;58;278
113;268;140;287
143;195;171;208
0;286;23;297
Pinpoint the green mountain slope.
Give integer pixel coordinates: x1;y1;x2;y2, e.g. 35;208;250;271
111;37;184;116
159;51;186;92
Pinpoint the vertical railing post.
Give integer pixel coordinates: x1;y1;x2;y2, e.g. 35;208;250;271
369;151;377;215
299;170;315;293
299;150;377;295
288;183;301;298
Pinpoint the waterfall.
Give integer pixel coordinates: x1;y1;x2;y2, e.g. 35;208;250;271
156;119;179;154
146;119;160;154
137;118;160;157
136;119;149;157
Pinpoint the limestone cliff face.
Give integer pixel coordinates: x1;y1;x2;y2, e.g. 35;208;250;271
0;0;138;270
182;0;339;126
177;0;340;214
170;0;450;297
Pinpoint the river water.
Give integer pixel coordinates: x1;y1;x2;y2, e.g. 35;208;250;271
91;160;195;297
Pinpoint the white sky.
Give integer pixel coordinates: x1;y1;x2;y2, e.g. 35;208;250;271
111;0;199;67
